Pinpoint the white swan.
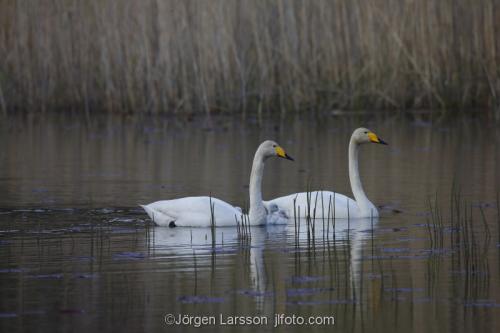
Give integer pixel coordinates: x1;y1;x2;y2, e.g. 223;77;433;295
141;140;294;227
264;128;387;219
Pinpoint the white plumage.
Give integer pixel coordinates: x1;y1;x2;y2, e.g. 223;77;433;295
141;140;294;227
265;128;387;219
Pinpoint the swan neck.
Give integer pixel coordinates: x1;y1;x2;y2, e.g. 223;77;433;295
249;150;266;224
348;137;373;211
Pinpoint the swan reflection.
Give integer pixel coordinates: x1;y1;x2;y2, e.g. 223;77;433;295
148;216;378;308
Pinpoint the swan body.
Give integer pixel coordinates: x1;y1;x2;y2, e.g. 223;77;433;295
141;140;293;227
141;197;288;227
140;197;241;227
265;128;387;219
263;191;372;219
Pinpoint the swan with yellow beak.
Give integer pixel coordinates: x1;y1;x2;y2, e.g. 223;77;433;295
141;140;293;227
264;128;387;219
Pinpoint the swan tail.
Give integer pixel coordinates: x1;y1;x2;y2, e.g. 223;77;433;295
139;204;154;220
140;204;177;227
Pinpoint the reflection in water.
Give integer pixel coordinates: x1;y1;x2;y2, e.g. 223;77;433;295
149;217;378;313
151;225;286;311
2;113;499;212
0;206;498;332
0;114;499;332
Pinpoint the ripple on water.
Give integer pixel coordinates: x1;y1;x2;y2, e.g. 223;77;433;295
0;313;17;318
72;256;95;262
75;273;99;279
286;299;357;306
112;252;146;260
0;268;29;273
381;247;410;253
384;287;424;293
177;295;225;304
286;287;335;297
236;289;275;298
29;273;64;279
288;275;328;284
463;300;500;308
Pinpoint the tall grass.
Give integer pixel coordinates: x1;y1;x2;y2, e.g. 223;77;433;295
0;0;498;114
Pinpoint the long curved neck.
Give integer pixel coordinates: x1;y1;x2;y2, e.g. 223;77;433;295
348;137;374;212
248;150;267;224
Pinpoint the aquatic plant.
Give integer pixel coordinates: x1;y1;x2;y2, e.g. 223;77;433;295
209;195;216;247
0;1;498;114
425;186;495;301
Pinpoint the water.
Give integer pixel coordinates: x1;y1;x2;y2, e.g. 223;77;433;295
1;113;499;332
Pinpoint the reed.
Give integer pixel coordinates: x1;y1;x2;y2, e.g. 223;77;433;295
304;184;319;249
209;195;216;247
427;186;494;294
497;190;500;244
305;185;312;244
0;0;498;114
293;196;298;245
426;194;446;249
235;213;251;240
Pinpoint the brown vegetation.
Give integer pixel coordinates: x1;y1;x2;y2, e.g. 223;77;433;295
0;0;499;114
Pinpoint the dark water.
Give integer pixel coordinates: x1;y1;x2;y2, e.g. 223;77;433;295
0;113;499;332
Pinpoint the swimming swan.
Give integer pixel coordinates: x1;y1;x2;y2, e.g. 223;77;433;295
264;128;387;219
141;140;294;227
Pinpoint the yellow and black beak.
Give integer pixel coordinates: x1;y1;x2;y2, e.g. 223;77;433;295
368;132;388;145
275;146;294;161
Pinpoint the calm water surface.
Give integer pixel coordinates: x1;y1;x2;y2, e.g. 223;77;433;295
0;113;499;332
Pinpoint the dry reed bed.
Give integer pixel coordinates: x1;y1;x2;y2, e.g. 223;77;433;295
0;0;498;114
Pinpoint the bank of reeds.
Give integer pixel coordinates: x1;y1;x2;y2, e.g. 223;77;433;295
0;0;498;114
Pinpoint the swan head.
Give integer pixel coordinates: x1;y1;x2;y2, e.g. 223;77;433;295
258;140;294;161
353;128;388;145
